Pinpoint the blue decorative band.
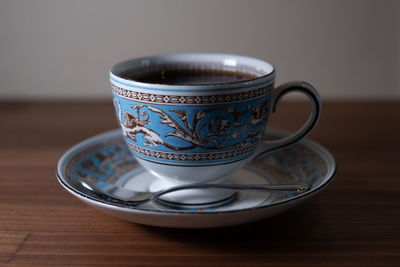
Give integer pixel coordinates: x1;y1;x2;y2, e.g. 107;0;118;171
111;83;274;105
126;139;258;164
112;85;271;164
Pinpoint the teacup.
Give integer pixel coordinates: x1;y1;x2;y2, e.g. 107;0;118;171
110;53;321;191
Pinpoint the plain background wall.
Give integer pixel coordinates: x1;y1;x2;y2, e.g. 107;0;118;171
0;0;399;100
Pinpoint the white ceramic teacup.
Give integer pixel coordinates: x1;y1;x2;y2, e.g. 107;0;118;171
110;53;321;190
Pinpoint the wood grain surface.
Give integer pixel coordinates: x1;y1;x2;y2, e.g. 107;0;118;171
0;101;399;266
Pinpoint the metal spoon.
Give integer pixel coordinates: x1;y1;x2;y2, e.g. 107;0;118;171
80;179;310;206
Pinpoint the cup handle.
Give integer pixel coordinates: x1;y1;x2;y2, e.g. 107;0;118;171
253;81;321;159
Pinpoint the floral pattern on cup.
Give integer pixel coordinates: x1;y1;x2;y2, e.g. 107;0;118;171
113;94;270;164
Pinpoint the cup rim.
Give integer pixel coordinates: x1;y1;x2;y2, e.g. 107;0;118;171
110;53;275;91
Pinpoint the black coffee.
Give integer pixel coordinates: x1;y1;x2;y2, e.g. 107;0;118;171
120;68;258;85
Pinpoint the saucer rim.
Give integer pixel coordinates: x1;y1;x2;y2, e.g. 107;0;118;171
56;128;336;215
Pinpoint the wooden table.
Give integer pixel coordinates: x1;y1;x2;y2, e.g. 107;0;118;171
1;101;399;266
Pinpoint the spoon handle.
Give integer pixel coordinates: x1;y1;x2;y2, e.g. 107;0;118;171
153;183;309;200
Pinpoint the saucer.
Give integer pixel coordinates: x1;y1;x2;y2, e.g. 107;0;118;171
56;128;336;228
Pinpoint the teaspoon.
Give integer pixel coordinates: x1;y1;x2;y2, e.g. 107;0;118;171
80;180;310;207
